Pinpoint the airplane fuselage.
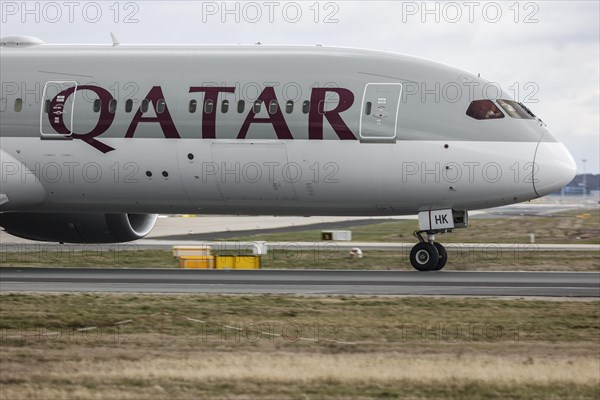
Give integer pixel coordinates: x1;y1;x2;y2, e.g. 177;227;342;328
1;41;576;218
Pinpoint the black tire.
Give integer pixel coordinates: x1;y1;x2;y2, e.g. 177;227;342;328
410;242;440;271
432;242;448;271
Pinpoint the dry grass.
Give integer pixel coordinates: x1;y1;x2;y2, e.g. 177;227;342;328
13;353;598;384
2;350;600;399
1;294;599;399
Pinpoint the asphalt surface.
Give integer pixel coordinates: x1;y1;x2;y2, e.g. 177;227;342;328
3;241;598;252
1;268;598;297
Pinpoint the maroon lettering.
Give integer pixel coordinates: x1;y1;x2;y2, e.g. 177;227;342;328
189;86;235;138
308;88;356;140
237;87;293;139
49;85;115;153
47;84;359;153
125;86;180;139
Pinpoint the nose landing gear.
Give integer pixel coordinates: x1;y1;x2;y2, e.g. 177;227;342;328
410;209;467;271
410;230;448;271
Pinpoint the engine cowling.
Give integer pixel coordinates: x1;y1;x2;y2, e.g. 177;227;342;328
0;213;158;243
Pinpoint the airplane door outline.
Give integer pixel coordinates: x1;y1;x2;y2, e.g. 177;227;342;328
40;81;77;138
359;83;402;142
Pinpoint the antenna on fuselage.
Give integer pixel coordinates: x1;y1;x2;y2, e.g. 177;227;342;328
110;32;120;47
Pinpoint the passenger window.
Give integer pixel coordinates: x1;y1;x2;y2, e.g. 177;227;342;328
253;100;261;113
108;99;117;113
125;99;133;113
221;100;229;113
497;99;534;119
466;100;504;120
14;98;23;112
268;100;278;115
365;102;372;115
189;100;197;113
141;99;149;113
302;100;310;114
157;99;166;114
204;99;214;114
93;99;101;113
286;100;294;114
44;99;51;114
237;100;245;113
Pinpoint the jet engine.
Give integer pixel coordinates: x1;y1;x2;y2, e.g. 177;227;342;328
0;213;158;243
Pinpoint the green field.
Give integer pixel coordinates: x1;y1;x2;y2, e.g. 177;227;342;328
226;208;600;244
1;248;598;271
1;294;599;399
1;208;598;270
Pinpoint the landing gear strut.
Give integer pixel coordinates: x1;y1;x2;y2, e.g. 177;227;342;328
410;230;447;271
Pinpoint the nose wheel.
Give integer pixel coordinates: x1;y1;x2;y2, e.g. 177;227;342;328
410;242;439;271
432;242;448;270
410;231;448;271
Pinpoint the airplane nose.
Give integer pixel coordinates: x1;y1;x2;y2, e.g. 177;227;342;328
533;141;577;197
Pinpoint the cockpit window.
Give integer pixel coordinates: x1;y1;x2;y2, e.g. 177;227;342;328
518;101;536;119
466;100;504;120
497;99;535;119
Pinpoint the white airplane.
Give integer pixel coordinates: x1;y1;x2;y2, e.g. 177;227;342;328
0;36;576;271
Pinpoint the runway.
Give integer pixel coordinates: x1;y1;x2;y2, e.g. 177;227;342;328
2;241;598;252
1;268;598;297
